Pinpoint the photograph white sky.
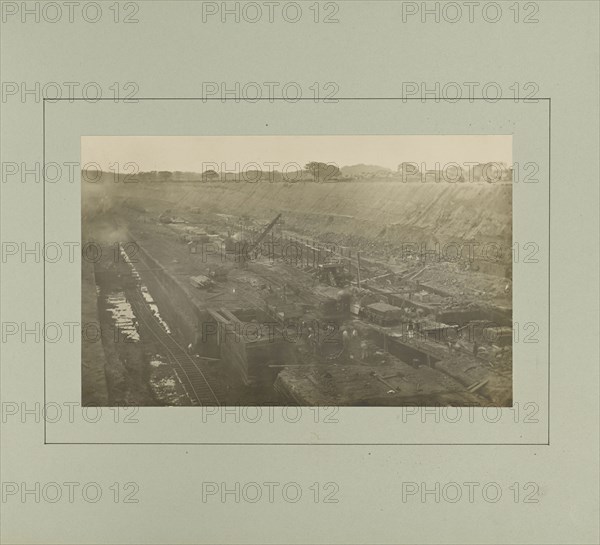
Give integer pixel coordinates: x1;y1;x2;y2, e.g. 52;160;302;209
82;135;512;172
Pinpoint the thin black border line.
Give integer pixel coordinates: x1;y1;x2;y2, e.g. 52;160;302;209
47;97;551;101
44;440;548;447
548;98;551;445
43;99;47;445
43;97;551;446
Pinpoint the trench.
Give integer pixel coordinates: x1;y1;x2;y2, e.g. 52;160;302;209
370;331;441;368
437;308;511;327
122;242;286;403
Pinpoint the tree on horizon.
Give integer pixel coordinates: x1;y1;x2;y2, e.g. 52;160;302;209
304;162;341;182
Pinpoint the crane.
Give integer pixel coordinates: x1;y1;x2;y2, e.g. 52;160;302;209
241;213;282;268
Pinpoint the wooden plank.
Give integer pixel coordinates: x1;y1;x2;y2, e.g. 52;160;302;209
206;308;230;324
220;307;243;323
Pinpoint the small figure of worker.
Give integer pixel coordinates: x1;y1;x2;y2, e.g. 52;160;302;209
342;328;350;350
360;340;369;361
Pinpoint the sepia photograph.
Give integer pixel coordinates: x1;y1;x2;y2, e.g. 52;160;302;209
3;0;599;543
82;135;513;408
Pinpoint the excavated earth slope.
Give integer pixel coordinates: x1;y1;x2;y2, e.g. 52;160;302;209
91;178;512;247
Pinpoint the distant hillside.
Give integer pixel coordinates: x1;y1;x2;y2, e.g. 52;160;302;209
84;172;512;247
464;162;512;183
341;164;392;177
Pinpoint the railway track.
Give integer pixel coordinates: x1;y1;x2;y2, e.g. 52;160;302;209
128;285;224;407
114;235;225;406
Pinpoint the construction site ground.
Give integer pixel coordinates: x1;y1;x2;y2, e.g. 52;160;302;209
82;177;512;407
115;206;510;406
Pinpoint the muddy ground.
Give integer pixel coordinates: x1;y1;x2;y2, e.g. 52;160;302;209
82;175;512;406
